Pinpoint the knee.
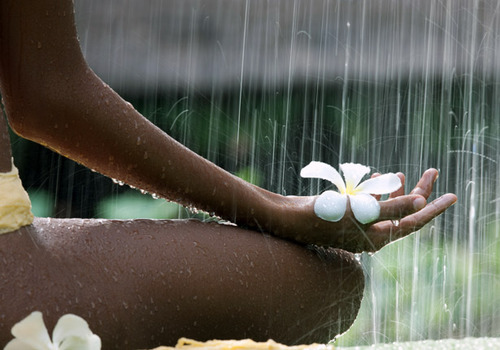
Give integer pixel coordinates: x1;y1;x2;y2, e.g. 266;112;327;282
289;247;365;344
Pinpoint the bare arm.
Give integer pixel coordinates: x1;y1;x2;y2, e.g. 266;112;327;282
0;0;456;252
0;0;281;229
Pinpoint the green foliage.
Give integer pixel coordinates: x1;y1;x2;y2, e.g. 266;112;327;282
235;166;263;186
28;189;54;217
95;191;182;219
337;218;500;346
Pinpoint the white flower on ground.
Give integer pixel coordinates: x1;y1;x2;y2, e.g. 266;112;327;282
301;162;402;224
4;311;101;350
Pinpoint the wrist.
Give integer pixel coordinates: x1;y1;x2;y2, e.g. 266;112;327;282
252;193;314;243
229;184;283;233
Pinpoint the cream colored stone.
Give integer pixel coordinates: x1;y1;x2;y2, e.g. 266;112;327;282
153;338;334;350
0;162;34;234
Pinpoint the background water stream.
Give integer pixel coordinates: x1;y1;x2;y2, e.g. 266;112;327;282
9;0;500;346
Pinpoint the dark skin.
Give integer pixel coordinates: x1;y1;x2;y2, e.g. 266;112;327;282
0;0;457;347
267;169;452;252
0;218;365;348
0;105;10;172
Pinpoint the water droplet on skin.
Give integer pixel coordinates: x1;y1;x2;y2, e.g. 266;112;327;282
112;178;125;186
188;206;199;214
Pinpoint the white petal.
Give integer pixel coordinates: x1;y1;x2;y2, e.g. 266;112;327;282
356;173;402;195
349;193;381;224
58;335;102;350
53;314;100;350
339;163;371;191
9;312;53;350
313;191;347;222
300;161;346;193
4;339;41;350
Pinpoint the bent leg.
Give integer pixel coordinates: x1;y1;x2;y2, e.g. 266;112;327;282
0;218;364;349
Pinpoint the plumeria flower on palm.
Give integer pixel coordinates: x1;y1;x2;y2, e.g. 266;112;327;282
5;311;101;350
301;162;402;224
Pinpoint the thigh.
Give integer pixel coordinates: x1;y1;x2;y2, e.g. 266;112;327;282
0;218;364;349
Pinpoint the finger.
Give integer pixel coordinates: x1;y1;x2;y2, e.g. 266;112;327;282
368;193;457;251
378;194;427;220
389;172;405;198
396;193;457;233
410;168;439;198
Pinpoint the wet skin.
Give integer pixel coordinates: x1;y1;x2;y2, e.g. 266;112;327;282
0;218;364;349
0;109;11;172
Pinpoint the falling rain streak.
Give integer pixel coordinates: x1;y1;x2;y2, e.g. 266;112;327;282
10;0;500;346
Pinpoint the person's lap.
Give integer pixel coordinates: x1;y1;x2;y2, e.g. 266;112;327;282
0;217;364;349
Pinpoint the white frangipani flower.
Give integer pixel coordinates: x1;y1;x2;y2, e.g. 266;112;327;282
301;161;402;224
5;311;101;350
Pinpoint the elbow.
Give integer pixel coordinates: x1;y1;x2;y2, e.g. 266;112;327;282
2;89;42;141
0;69;80;143
1;89;30;139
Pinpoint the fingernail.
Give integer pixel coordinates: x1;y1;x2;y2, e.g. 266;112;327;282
433;169;439;182
413;197;426;211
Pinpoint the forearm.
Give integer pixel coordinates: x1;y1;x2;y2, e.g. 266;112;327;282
56;81;281;227
0;0;281;229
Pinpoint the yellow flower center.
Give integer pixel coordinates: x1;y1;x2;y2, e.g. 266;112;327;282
344;181;360;195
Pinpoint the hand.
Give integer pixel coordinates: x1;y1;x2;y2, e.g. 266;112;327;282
272;169;457;253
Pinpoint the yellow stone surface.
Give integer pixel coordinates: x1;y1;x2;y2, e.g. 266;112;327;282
153;338;334;350
0;163;34;234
